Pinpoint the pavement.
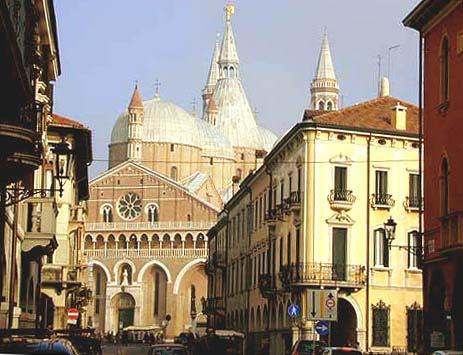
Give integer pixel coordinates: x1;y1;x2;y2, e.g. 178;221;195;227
102;344;150;355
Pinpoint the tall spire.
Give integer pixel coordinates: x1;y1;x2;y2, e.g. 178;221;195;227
219;4;239;67
315;32;337;80
202;33;221;117
310;31;340;111
212;3;264;150
129;84;143;109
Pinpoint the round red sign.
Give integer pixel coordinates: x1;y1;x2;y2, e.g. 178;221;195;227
68;308;79;320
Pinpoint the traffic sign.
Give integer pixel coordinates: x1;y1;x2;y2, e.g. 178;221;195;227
288;304;300;318
315;321;330;336
306;290;338;321
68;308;79;320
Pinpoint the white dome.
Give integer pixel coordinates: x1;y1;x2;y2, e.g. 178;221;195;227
196;119;235;160
110;97;202;148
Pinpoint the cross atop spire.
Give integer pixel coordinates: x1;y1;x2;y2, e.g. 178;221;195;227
315;32;337;80
154;79;161;98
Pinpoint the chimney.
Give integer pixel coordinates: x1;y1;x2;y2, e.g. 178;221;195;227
379;77;390;97
392;102;407;130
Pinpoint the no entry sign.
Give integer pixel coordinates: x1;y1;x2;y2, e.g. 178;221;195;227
68;308;79;324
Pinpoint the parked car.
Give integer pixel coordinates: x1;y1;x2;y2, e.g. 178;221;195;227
322;347;363;355
0;338;79;354
53;329;102;355
148;343;189;355
291;340;325;355
432;352;463;355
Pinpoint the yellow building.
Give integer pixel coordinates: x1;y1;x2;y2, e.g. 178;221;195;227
206;33;422;355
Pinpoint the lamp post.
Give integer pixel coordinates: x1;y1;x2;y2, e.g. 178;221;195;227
384;216;397;249
383;217;423;259
5;135;73;206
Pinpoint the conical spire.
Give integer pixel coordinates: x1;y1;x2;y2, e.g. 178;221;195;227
205;33;221;89
315;32;337;80
219;4;239;66
129;84;143;109
310;32;340;111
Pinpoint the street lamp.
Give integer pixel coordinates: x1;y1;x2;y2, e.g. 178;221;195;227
383;216;397;248
5;135;73;206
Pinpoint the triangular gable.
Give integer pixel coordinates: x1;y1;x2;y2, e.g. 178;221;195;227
90;160;221;212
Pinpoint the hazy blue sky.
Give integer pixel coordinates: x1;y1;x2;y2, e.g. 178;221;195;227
53;0;421;177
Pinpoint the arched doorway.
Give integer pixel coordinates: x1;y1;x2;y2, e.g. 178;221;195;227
324;298;357;347
112;292;135;331
429;268;446;335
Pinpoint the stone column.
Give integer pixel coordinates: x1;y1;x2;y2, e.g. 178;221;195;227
357;329;367;352
104;293;113;333
164;281;175;338
137;241;140;256
104;242;107;257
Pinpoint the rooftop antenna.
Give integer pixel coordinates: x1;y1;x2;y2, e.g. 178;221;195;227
377;54;382;96
388;44;401;91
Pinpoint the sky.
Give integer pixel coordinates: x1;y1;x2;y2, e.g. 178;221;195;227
53;0;421;177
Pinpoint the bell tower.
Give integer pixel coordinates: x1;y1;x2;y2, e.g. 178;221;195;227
127;84;144;161
310;32;340;111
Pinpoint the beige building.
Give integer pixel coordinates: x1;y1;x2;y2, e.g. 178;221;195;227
206;33;422;355
84;4;277;338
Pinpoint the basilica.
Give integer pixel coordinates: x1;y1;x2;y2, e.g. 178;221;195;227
83;4;277;337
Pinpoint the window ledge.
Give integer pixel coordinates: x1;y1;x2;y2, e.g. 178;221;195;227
405;268;422;274
371;266;392;272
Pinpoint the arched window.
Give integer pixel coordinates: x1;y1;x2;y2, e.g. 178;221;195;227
408;231;422;269
147;204;159;223
327;101;333;110
170;166;178;181
102;205;113;223
224;67;228;78
440;36;450;102
229;66;235;78
441;158;449;215
120;264;132;285
318;101;325;110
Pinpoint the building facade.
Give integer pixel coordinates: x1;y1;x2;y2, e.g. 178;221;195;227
404;0;463;351
0;0;61;328
84;4;278;338
206;35;423;355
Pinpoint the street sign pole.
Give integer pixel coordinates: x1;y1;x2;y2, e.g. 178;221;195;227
328;321;331;347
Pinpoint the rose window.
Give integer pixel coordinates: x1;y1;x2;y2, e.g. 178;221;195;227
117;192;142;220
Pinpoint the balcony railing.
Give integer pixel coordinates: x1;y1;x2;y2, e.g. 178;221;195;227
84;248;207;259
404;196;424;211
85;221;215;232
280;262;366;289
264;209;277;223
440;211;463;252
371;193;395;209
328;189;356;211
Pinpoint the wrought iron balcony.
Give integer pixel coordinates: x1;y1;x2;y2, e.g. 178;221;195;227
279;262;366;290
404;196;424;211
264;209;278;224
328;189;356;211
371;193;395;209
204;297;225;315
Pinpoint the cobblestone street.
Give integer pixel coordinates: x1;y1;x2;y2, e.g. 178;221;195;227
102;344;150;355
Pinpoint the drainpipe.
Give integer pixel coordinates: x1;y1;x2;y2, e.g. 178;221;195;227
365;133;372;352
8;184;19;328
418;31;427;353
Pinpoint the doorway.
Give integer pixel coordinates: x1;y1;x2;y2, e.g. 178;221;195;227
326;298;357;347
112;292;136;331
